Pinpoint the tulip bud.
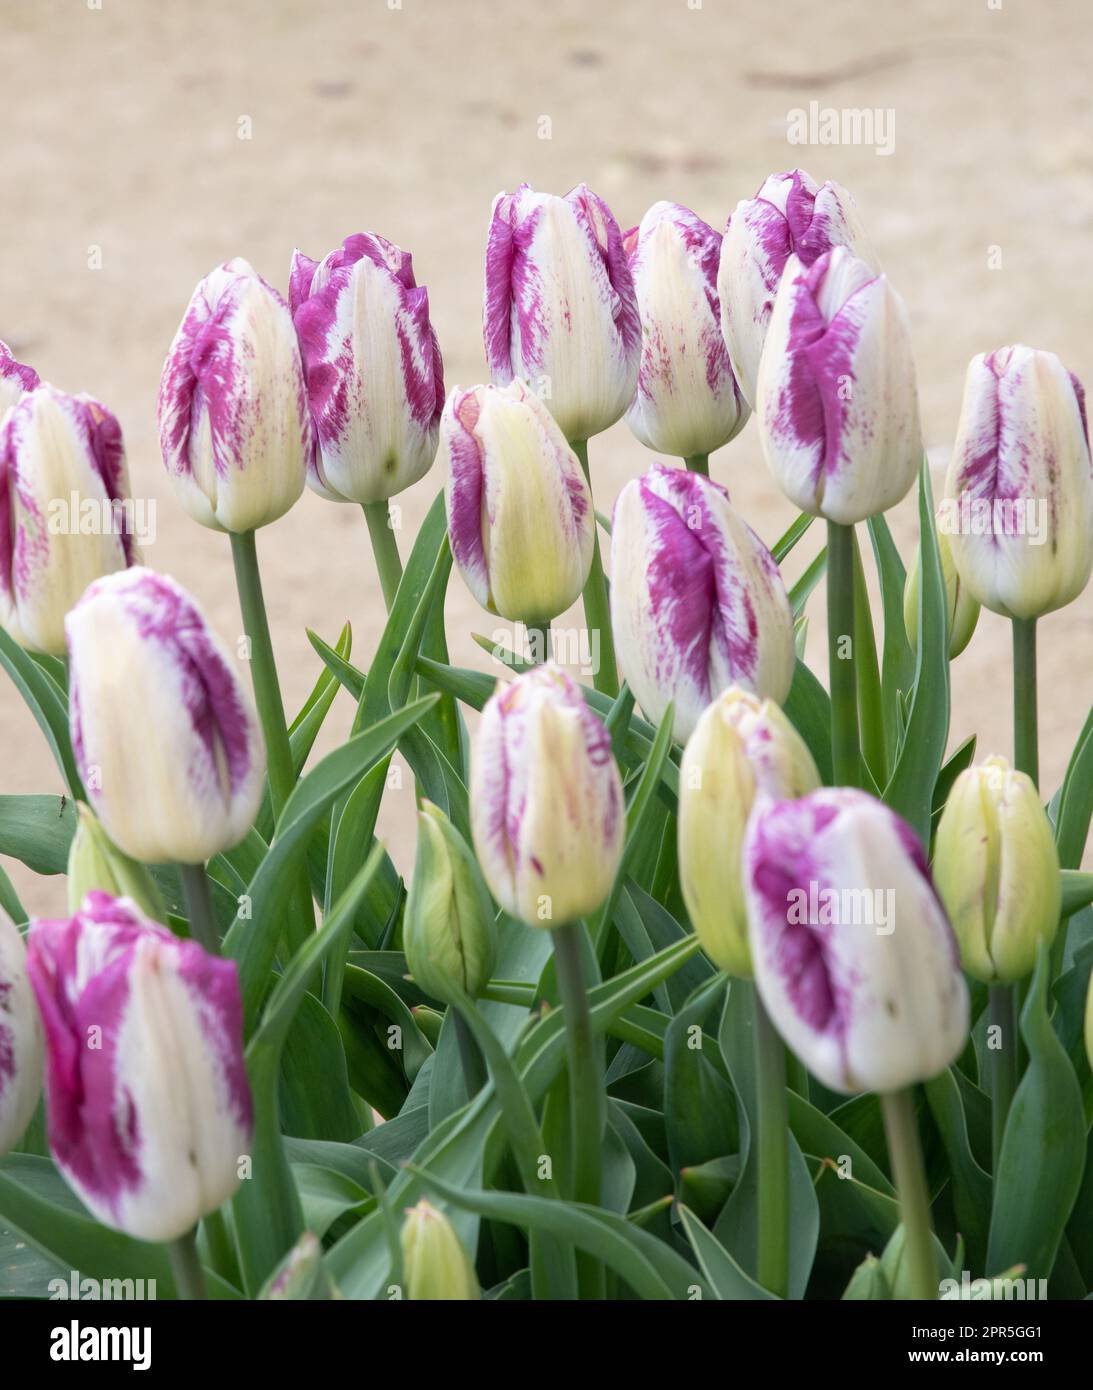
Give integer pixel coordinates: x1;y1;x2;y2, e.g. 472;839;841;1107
400;1199;479;1300
443;380;594;624
842;1253;890;1301
0;386;137;655
67;802;167;923
903;524;979;659
744;789;969;1093
26;892;252;1241
932;755;1060;984
470;664;624;927
622;202;748;458
0;339;39;418
756;246;922;524
484;182;640;442
290;234;444;505
260;1231;340;1300
158;258;310;532
610;464;795;744
0;908;44;1156
65;567;265;865
943;346;1093;619
678;687;820;977
403;802;497;1004
718;169;875;407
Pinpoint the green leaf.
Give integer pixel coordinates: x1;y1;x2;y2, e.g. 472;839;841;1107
0;628;82;797
986;945;1086;1279
279;993;361;1142
1055;704;1093;870
883;463;950;846
663;975;738;1175
0;794;76;875
866;512;916;772
783;658;833;785
924;1067;992;1276
771;511;814;564
676;1201;776;1300
852;530;887;788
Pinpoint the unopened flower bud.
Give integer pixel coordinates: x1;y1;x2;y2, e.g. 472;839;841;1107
400;1199;479;1300
67;802;167;923
903;525;979;659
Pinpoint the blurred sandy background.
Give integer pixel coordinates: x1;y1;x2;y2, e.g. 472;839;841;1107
3;0;1092;916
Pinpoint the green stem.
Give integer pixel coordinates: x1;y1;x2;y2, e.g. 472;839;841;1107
230;530;294;820
179;862;219;955
1012;618;1038;786
753;990;790;1299
525;624;552;666
880;1089;937;1300
451;1009;488;1101
571;439;618;698
552;922;605;1298
362;500;404;614
826;520;860;786
167;1228;206;1301
199;1208;240;1288
989;983;1018;1172
684;452;709;476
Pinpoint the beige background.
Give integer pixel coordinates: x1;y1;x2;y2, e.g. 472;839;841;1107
3;0;1092;916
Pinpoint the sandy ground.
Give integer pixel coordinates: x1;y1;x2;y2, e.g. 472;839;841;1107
3;0;1093;917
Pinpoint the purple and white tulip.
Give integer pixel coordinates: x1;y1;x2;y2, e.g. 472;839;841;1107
442;379;593;624
610;464;795;744
470;664;624;927
623;202;748;459
718;169;875;407
290;233;444;505
0;339;39;419
0;386;137;655
484;182;640;443
26;892;252;1242
0;908;44;1156
755;246;922;524
65;567;265;865
158;258;310;532
943;346;1093;619
744;789;969;1094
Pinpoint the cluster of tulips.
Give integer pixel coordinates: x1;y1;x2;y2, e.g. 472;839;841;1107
0;167;1091;1302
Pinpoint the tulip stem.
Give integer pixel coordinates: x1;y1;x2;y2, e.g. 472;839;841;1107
753;990;790;1299
571;440;618;698
230;530;295;821
168;1228;207;1301
880;1089;937;1300
684;453;709;476
525;624;552;665
1011;617;1038;787
989;984;1019;1171
451;1009;487;1101
179;863;219;955
826;520;861;787
552;921;605;1298
362;501;404;614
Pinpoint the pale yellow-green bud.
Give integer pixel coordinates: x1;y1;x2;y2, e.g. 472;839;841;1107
678;685;820;977
903;526;979;659
403;802;497;1003
400;1199;480;1300
259;1230;341;1300
67;802;167;924
933;755;1060;983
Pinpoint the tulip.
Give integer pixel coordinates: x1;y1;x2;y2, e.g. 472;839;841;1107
290;233;444;505
65;566;265;865
0;908;44;1156
0;339;39;418
943;346;1093;620
933;755;1060;984
66;802;166;924
403;801;497;1005
442;380;594;625
0;386;137;655
484;182;640;443
470;664;623;927
678;687;820;977
260;1231;340;1300
622;202;748;460
610;464;795;744
755;246;922;524
26;892;252;1242
718;169;875;407
158;257;310;532
903;525;979;659
400;1199;479;1300
744;788;969;1094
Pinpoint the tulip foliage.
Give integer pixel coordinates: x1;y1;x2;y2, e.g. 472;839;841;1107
2;170;1093;1306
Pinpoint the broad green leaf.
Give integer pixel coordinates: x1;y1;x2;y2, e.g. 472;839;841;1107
677;1201;776;1300
783;658;833;785
0;794;76;875
0;628;82;797
866;512;916;771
